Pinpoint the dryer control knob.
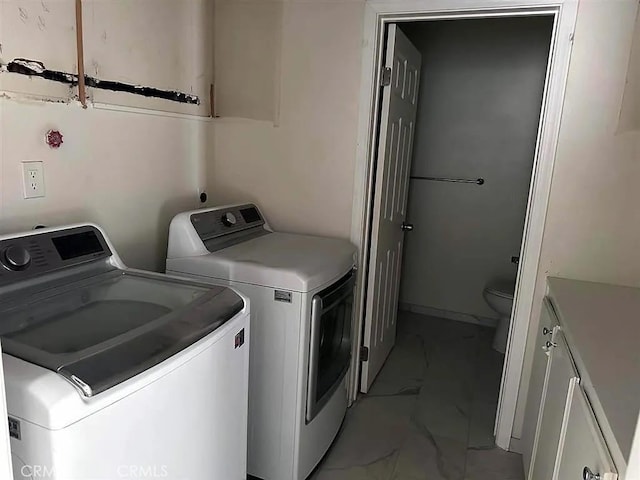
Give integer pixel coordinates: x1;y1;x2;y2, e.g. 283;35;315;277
222;212;237;227
2;245;31;271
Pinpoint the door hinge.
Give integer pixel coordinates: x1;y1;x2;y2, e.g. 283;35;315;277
359;346;369;362
381;67;392;87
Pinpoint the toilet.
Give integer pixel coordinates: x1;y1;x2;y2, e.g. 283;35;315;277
483;280;516;353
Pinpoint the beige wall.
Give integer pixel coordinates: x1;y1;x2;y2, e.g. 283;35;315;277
0;100;208;271
514;0;640;440
82;0;214;116
213;0;282;120
0;0;211;271
619;7;640;133
0;0;213;116
208;0;365;238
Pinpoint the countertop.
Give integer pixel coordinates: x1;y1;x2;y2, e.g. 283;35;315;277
547;277;640;474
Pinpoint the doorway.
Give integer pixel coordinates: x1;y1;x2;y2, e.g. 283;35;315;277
397;16;554;337
349;1;578;452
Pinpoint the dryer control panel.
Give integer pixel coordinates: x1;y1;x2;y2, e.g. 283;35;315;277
0;226;112;287
190;204;269;252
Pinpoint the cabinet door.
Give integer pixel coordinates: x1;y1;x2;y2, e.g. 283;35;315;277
0;350;13;478
523;299;557;472
554;387;617;480
529;332;579;480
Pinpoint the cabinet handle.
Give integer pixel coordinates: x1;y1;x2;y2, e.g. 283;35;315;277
546;340;557;348
543;327;552;335
583;466;601;480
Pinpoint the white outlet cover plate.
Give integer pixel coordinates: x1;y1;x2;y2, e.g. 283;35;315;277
22;161;45;199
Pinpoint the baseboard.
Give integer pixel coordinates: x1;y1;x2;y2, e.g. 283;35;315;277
399;302;498;328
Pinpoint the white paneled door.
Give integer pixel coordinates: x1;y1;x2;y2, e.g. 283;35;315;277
360;24;421;392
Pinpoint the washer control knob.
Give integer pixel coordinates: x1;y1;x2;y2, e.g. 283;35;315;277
2;245;31;271
222;212;237;227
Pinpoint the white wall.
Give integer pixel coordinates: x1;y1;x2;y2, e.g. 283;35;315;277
213;0;282;120
514;0;640;440
0;101;208;271
619;7;640;133
398;18;553;319
82;0;213;116
0;0;211;271
0;0;213;116
208;0;365;238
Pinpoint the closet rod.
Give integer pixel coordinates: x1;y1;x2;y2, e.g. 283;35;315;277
410;176;485;185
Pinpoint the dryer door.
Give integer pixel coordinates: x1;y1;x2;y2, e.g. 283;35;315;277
306;270;355;422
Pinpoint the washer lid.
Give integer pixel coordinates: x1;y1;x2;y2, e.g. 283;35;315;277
169;232;357;292
0;270;243;397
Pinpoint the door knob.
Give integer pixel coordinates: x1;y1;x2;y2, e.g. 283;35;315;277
542;327;552;336
401;223;414;231
583;466;601;480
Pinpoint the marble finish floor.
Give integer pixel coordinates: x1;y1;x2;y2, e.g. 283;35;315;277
310;311;524;480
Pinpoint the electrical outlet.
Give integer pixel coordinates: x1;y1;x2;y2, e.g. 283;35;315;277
22;162;45;199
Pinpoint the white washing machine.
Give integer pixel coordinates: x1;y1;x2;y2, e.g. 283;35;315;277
0;224;250;480
167;203;357;480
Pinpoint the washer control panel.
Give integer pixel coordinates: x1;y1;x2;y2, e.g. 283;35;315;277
2;245;32;271
190;204;268;252
221;212;237;227
0;226;112;286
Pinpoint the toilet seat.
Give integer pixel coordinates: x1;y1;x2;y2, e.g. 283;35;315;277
483;279;516;353
485;282;515;300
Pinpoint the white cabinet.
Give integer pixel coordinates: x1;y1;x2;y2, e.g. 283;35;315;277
0;345;13;478
556;386;617;480
535;278;640;479
529;330;579;479
523;299;557;472
525;300;619;480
